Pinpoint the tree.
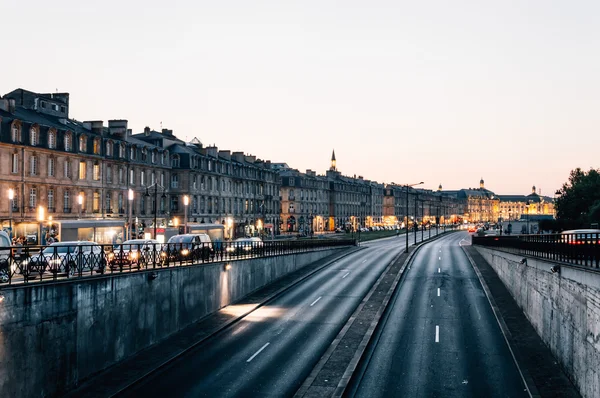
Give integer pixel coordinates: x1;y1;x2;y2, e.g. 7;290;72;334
555;168;600;228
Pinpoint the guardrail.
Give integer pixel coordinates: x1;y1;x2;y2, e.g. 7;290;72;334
0;239;356;286
472;232;600;269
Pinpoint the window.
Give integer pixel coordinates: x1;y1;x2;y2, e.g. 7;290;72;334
105;193;112;213
118;193;124;212
64;133;72;151
63;191;70;211
192;175;197;190
30;155;38;176
64;159;72;178
93;138;101;154
41;101;46;108
171;174;179;188
11;125;20;142
106;141;113;156
130;146;136;160
119;143;125;158
170;196;178;212
129;169;135;185
79;161;87;180
171;155;180;168
93;192;100;213
48;130;56;149
79;135;87;152
29;188;37;208
151;150;157;164
140;170;146;186
93;163;100;181
106;165;112;183
30;127;38;146
151;171;155;185
60;106;66;113
11;153;18;173
160;173;165;187
141;148;147;162
48;158;55;177
48;189;54;210
162;152;167;165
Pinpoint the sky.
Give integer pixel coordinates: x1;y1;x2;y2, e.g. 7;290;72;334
2;0;599;196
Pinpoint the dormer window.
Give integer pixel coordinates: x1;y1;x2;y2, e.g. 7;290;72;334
106;141;113;156
151;150;157;164
171;155;180;168
30;127;38;146
93;138;101;154
64;133;72;151
119;143;126;158
79;135;87;152
11;124;21;143
48;130;56;149
130;146;137;160
141;148;148;162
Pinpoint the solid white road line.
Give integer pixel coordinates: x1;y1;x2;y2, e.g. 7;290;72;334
310;296;322;306
342;272;350;278
247;342;270;363
437;288;440;297
435;326;440;343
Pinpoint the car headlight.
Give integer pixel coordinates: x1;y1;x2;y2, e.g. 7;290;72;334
226;247;235;252
129;252;138;260
181;249;189;256
108;253;115;260
160;252;167;257
51;259;62;265
243;246;252;251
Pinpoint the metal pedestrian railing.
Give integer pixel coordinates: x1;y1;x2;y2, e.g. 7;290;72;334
472;232;600;269
0;238;356;286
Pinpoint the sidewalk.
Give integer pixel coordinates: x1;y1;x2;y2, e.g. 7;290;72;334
463;245;580;398
65;247;361;398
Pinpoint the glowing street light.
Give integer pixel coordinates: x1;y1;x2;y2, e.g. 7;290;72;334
8;189;14;240
77;193;84;218
183;195;189;234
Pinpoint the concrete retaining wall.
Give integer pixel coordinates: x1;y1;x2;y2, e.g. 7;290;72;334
0;248;347;397
475;247;600;398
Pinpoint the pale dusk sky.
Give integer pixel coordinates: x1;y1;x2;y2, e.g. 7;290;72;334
2;0;599;196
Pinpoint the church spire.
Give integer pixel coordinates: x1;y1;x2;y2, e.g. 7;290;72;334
330;150;337;171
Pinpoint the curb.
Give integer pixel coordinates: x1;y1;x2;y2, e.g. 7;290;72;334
295;231;451;397
107;246;363;397
461;245;540;398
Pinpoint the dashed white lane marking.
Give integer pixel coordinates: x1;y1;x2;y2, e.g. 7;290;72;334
437;288;440;297
362;259;367;264
310;296;322;306
435;326;440;343
232;324;249;336
342;272;350;279
438;268;441;273
439;257;441;260
247;342;270;362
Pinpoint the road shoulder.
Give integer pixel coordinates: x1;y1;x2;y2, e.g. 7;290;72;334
463;245;580;398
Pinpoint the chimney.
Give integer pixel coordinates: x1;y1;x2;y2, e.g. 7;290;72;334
144;126;151;136
0;99;15;113
232;151;245;163
218;150;231;160
244;154;256;163
206;145;218;158
161;128;173;136
108;120;128;137
127;129;132;136
84;120;104;134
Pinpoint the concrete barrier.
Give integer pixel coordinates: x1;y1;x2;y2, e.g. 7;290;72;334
0;248;347;397
475;247;600;398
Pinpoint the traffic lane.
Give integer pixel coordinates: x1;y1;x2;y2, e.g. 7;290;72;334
121;241;402;398
351;232;527;398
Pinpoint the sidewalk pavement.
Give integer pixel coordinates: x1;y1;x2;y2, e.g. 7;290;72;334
464;245;580;398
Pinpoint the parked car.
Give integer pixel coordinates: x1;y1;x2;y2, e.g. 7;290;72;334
29;241;106;276
0;231;12;283
164;234;212;262
109;239;161;269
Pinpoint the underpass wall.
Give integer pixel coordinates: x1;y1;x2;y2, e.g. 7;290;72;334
0;247;348;398
474;247;600;398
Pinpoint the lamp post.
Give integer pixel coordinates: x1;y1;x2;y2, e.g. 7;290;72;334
128;189;134;240
8;189;14;240
526;201;530;235
183;195;189;234
145;183;166;240
405;182;424;253
77;193;84;219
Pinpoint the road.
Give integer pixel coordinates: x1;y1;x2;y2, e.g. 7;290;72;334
120;231;441;397
347;232;528;398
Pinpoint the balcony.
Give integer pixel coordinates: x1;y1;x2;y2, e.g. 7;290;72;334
63;207;72;214
118;208;125;214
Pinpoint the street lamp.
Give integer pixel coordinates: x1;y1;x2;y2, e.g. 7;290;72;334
405;182;424;253
38;206;45;245
8;188;14;240
183;195;189;234
78;193;84;219
128;189;134;240
145;183;167;240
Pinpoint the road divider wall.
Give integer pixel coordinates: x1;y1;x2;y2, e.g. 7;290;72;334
474;247;600;398
0;247;348;398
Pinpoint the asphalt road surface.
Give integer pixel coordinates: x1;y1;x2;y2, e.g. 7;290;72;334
120;231;441;398
347;232;528;398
